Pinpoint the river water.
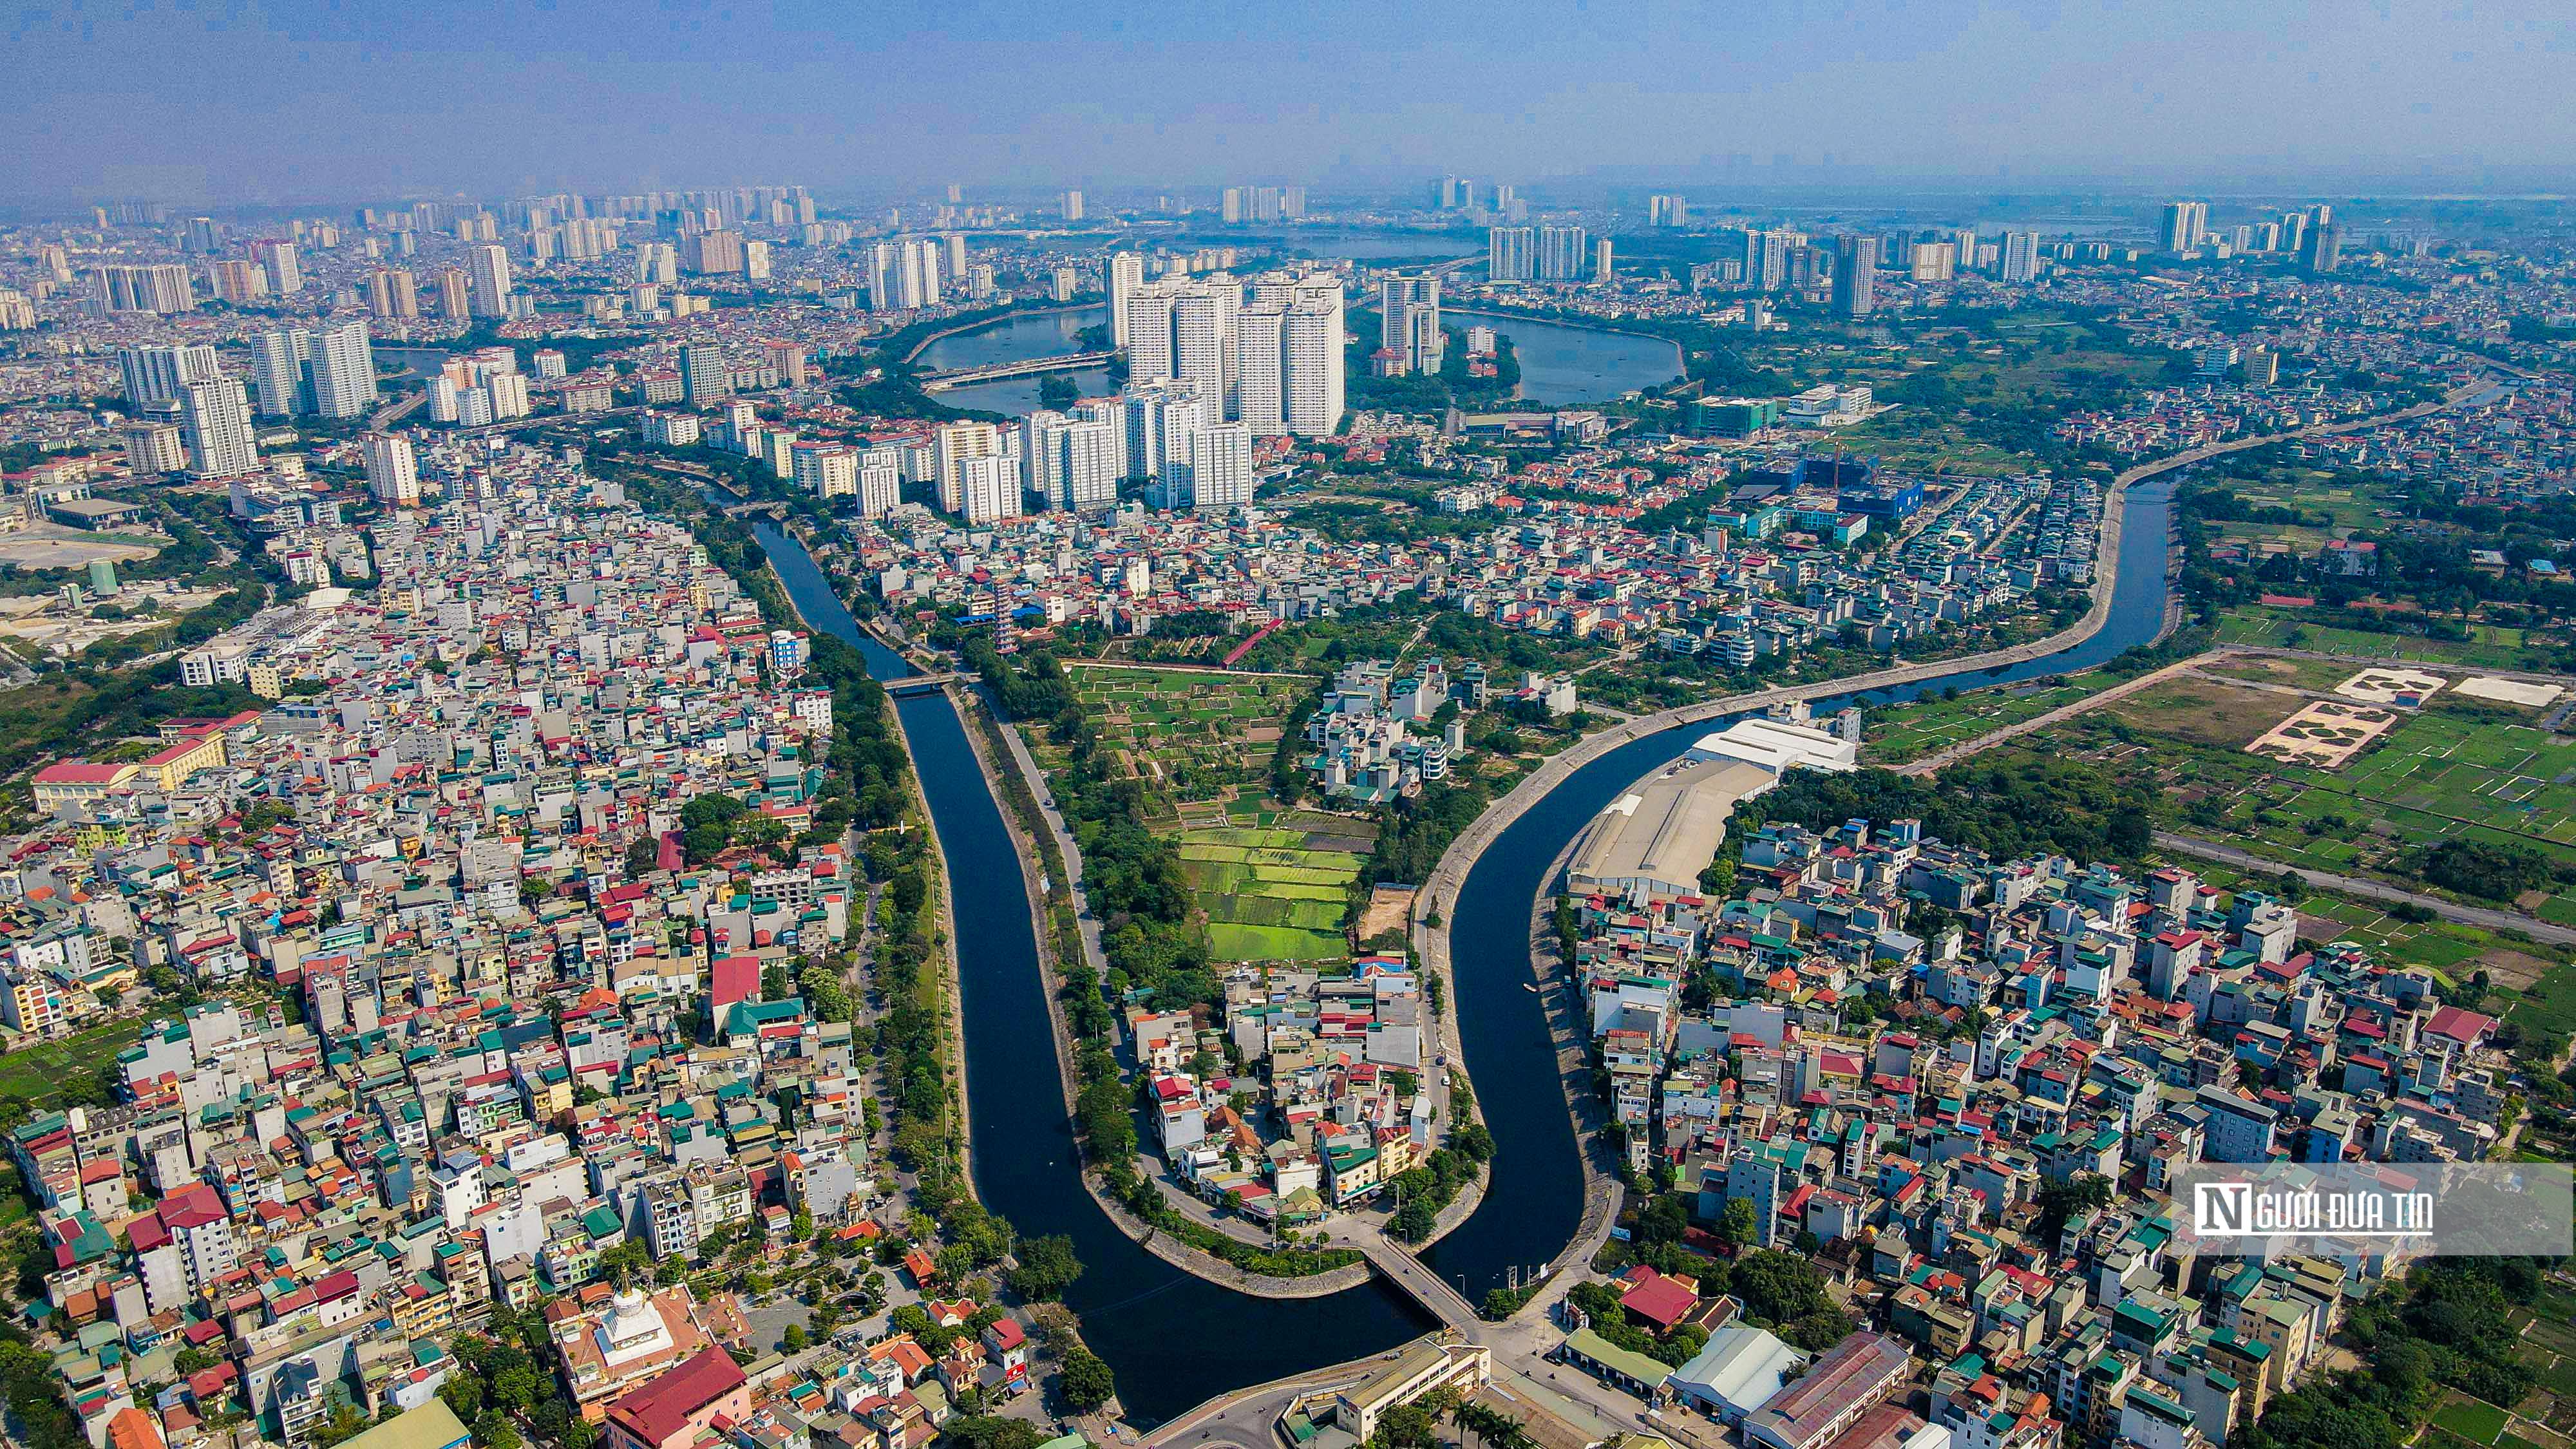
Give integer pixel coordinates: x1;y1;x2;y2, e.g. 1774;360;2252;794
744;474;2175;1419
752;525;1432;1425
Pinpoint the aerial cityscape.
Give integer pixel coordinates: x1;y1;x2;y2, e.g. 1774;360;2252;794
1;10;2574;1449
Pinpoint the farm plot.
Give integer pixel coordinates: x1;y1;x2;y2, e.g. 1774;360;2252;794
1045;665;1378;963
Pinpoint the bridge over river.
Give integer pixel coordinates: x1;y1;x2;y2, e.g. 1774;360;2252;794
918;350;1113;390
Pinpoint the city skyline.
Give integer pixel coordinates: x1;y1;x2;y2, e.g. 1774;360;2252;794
6;0;2575;205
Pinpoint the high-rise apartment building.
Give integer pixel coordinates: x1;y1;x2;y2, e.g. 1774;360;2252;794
123;421;186;474
118;345;222;408
252;328;310;416
1061;191;1085;222
1488;227;1535;282
179;377;260;478
252;240;303;294
1594;236;1615;283
1536;225;1588;281
1832;236;1877;318
2000;231;2042;285
1119;382;1204;482
1648;194;1689;227
958;453;1021;525
1024;412;1121;511
1378;274;1443;375
933;421;1009;514
206;260;265;304
2305;225;2341;275
1179;422;1254;510
867;240;942;312
436;270;471;319
305;320;378;419
366;267;420;317
681;344;732;406
2160;200;2208;253
362;432;420;506
1235;299;1345;438
1107;252;1146;349
686;230;745;274
468;244;512;317
636;242;678;285
95;265;195;314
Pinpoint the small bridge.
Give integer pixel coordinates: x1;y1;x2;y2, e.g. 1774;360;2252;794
919;351;1113;391
885;673;961;696
1353;1233;1482;1332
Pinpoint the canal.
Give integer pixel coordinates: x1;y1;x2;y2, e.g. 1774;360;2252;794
752;524;1434;1426
744;473;2177;1417
1420;476;2178;1300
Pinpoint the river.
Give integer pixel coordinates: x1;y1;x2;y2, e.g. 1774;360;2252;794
752;524;1433;1426
743;474;2175;1419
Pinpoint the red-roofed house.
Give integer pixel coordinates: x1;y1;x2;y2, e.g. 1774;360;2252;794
601;1348;749;1449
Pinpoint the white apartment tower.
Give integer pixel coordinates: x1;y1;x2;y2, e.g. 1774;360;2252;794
180;377;260;478
252;329;310;416
933;420;1007;514
868;240;942;313
2000;231;2042;285
958;453;1020;525
1108;251;1146;349
362;432;420;506
306;320;379;419
1180;422;1255;510
118;345;222;408
1378;274;1443;375
468;243;513;317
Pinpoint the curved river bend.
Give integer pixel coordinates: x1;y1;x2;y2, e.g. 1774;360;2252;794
753;526;1432;1426
744;475;2174;1421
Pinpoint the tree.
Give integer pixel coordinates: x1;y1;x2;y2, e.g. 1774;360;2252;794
475;1412;524;1449
1057;1346;1116;1412
1006;1235;1084;1302
1718;1197;1759;1249
2034;1172;2114;1240
781;1325;808;1354
947;1416;1048;1449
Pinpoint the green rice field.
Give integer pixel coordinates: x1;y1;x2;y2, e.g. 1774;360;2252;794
1039;665;1374;963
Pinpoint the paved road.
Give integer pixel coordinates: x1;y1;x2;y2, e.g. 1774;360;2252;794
2151;831;2576;946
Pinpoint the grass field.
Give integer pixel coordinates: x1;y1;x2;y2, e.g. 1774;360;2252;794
2007;669;2576;925
1039;665;1374;964
2438;1395;2514;1446
0;1018;130;1112
2215;607;2557;670
1858;670;2117;764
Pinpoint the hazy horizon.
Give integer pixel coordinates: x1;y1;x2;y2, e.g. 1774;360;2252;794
8;0;2574;207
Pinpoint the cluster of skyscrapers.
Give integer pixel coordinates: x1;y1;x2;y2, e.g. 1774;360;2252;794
112;343;258;477
1486;225;1612;283
2160;200;2342;272
865;234;988;312
250;321;381;419
1110;254;1347;438
1219;185;1307;223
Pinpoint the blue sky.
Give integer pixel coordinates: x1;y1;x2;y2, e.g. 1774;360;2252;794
7;0;2572;203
